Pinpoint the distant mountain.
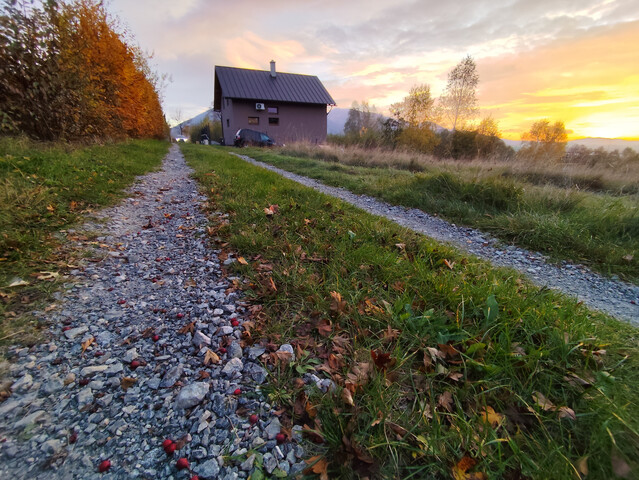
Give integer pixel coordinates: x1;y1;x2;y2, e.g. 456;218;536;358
170;108;219;138
327;107;388;135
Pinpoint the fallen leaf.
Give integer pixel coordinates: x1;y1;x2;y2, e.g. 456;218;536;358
316;318;332;337
8;279;29;287
203;349;220;365
81;336;94;355
329;291;347;314
558;406;576;420
36;271;59;281
395;243;406;250
304;456;329;480
342;388;355;407
237;256;248;265
611;451;632;478
46;204;55;212
178;321;196;335
437;391;454;412
120;377;137;391
370;410;383;427
371;349;395;371
443;259;455;270
452;456;487;480
386;421;408;438
480;406;504;428
264;204;279;217
576;456;588;477
532;391;556;411
622;254;634;262
197;370;210;380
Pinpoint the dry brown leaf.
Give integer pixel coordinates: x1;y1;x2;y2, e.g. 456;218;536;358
371;349;395;371
558;406;576;420
622;254;634;262
448;372;464;382
532;391;556;411
575;456;588;477
304;456;329;480
386;421;408;437
36;271;59;281
370;410;383;427
437;391;454;412
178;321;196;335
267;276;277;292
120;377;137;391
237;256;248;265
443;259;455;270
203;349;220;365
197;370;211;380
81;336;95;355
611;451;632;478
316;318;332;337
329;291;347;314
342;388;355;407
263;204;279;217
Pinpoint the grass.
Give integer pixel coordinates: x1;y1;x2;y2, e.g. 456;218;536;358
0;136;168;349
236;145;639;283
183;143;639;480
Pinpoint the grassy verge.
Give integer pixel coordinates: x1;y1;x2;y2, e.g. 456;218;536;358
238;146;639;284
184;144;639;480
0;137;168;348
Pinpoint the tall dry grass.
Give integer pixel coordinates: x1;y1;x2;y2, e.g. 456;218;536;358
278;143;639;195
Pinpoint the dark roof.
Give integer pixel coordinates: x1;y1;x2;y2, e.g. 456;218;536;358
214;66;335;110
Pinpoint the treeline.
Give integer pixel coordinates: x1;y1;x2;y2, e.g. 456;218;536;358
0;0;166;141
332;56;638;164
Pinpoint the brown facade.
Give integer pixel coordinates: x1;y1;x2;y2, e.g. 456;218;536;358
220;98;328;146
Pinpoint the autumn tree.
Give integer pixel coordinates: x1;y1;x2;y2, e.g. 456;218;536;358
439;55;479;131
391;84;439;153
474;116;501;158
519;119;568;162
0;0;166;140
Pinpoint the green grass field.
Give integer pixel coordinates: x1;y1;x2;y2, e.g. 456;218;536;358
239;146;639;284
184;144;639;480
0;137;168;347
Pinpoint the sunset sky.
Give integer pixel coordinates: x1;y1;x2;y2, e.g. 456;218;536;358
108;0;639;140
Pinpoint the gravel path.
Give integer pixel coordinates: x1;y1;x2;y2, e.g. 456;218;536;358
233;153;639;325
0;146;306;479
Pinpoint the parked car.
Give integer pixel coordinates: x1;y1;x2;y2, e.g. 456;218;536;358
234;129;275;147
174;135;189;143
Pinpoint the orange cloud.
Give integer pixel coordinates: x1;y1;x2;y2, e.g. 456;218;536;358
479;20;639;139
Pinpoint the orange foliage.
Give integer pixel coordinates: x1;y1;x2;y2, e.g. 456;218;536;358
0;0;166;140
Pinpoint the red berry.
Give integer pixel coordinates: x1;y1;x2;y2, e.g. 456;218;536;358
162;438;173;449
191;476;199;480
62;326;71;332
79;378;89;386
176;312;184;319
69;431;78;444
218;347;227;354
94;351;104;357
233;388;241;395
152;334;160;342
176;457;189;470
165;257;170;261
98;459;111;472
117;299;126;305
231;319;239;327
275;433;286;444
130;360;140;369
249;414;259;425
164;442;177;455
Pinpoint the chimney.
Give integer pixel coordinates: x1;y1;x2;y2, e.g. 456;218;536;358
270;60;276;78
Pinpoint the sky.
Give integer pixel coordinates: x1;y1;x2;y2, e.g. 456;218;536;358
107;0;639;140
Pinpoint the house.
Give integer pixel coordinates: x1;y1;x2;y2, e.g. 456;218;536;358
214;61;336;146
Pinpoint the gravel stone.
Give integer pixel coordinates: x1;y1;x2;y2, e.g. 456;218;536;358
0;146;306;479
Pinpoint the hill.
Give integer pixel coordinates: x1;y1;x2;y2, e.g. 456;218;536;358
170;108;219;139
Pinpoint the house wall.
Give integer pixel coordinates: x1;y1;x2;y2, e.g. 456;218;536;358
220;98;327;146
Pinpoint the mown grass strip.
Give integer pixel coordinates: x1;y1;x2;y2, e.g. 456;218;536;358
184;144;639;480
0;137;168;347
240;147;639;284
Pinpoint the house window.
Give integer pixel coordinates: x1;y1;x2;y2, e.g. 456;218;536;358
248;117;259;125
267;106;278;114
268;117;279;126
